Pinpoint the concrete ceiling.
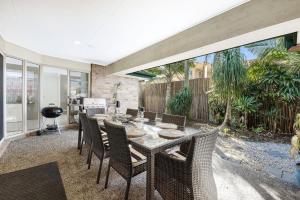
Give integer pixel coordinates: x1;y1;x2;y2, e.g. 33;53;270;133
0;0;248;65
107;0;300;75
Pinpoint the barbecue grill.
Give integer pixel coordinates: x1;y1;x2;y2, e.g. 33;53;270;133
37;104;63;135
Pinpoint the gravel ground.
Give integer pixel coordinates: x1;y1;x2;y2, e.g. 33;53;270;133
1;129;299;200
193;122;300;187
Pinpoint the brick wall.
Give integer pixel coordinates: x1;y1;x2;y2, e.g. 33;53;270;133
91;64;139;113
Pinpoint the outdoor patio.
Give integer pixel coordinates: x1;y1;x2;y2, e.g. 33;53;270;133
0;129;298;200
1;1;300;200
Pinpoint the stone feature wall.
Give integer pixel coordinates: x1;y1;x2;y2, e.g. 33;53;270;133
91;64;139;113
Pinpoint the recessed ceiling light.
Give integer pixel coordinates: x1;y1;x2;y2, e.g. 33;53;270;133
73;40;81;45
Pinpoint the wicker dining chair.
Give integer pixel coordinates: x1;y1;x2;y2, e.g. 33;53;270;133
126;108;138;117
86;108;105;117
87;117;110;183
144;111;157;121
79;113;93;164
103;120;147;200
155;129;218;200
162;113;186;128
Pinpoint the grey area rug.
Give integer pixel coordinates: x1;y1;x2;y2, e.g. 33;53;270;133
0;162;67;200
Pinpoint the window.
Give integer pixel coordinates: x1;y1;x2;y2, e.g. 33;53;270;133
6;57;23;135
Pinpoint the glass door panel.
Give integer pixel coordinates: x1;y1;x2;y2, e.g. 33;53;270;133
69;71;89;123
41;67;68;125
27;63;39;130
69;71;89;98
6;57;23;135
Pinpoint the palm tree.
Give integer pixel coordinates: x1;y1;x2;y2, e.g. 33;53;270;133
245;37;286;58
212;47;246;128
183;59;195;87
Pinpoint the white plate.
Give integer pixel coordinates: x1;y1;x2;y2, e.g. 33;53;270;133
155;122;178;129
127;129;146;138
158;129;185;139
134;118;149;122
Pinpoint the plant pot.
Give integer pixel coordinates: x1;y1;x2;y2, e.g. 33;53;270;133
296;163;300;186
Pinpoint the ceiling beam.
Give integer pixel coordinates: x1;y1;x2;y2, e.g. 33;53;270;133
106;0;300;75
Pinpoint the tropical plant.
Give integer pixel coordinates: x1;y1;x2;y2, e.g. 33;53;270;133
244;37;286;58
167;87;192;118
234;96;260;127
208;92;226;124
252;126;265;134
146;59;194;113
290;114;300;158
146;63;182;112
212;47;246;128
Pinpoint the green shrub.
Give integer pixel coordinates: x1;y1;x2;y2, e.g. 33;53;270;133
167;87;192;118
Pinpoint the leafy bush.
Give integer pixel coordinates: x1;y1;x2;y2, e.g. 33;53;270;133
252;126;265;134
167;87;192;118
208;92;226;124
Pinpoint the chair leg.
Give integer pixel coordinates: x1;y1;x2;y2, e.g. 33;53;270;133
96;158;103;184
104;162;111;189
87;146;92;166
88;150;93;169
79;139;84;155
124;179;131;200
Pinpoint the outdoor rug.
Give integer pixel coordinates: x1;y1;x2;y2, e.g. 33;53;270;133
0;162;67;200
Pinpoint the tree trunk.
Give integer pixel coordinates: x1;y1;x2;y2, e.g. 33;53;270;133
165;81;171;113
221;97;232;128
245;112;248;128
184;60;189;87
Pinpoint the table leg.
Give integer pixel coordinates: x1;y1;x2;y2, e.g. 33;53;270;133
146;152;155;200
77;120;82;149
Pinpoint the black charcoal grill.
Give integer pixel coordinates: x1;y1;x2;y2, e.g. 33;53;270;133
37;104;63;135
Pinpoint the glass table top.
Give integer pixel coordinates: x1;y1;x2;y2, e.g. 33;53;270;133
91;114;199;151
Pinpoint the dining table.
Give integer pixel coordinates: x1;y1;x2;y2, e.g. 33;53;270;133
78;114;199;200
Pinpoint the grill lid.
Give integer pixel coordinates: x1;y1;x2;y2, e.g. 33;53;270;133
41;107;63;118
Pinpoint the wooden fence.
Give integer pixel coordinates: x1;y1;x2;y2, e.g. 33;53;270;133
140;78;210;122
248;102;300;134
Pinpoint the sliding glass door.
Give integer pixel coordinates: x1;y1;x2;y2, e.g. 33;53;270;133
41;67;68;125
6;57;23;136
26;63;40;130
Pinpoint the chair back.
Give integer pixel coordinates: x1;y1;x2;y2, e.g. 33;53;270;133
162;113;186;128
87;117;105;157
79;112;92;145
190;129;218;200
104;120;132;178
126;108;138;117
144;111;156;121
86;108;105;116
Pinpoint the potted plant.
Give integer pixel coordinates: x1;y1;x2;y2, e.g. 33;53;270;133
290;114;300;186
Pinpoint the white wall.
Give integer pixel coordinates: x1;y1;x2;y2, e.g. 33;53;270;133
0;36;91;73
